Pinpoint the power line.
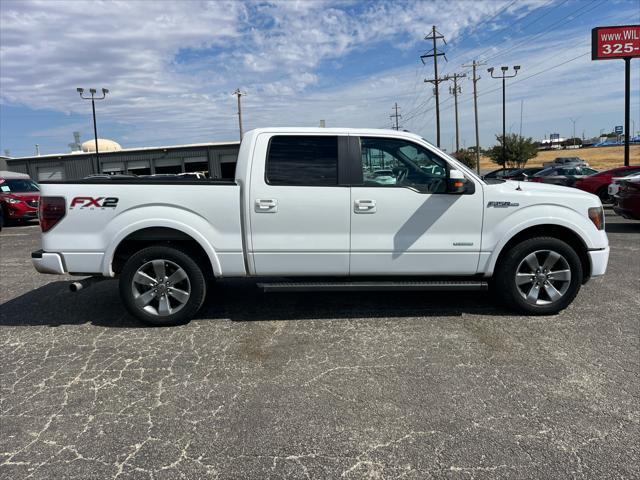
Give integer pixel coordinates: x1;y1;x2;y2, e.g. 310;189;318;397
471;0;562;63
415;51;590;141
439;0;519;78
482;0;604;64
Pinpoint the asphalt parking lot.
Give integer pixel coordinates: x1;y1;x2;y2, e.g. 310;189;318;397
1;212;638;479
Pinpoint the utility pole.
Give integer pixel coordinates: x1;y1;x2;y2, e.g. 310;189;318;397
462;60;485;174
445;72;466;153
569;117;578;147
77;87;109;173
232;88;246;141
390;103;402;130
421;26;447;147
488;66;520;166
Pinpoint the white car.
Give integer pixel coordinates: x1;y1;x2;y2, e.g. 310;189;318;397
32;128;609;325
608;174;640;198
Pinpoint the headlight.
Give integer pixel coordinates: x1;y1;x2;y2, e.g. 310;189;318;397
6;198;22;204
588;206;605;231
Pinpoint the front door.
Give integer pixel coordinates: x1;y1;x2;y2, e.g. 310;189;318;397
350;136;483;275
249;133;351;275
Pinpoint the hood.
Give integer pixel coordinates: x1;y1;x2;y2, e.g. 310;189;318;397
486;179;601;206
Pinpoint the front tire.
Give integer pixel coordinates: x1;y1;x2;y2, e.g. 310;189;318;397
494;237;582;315
119;246;206;326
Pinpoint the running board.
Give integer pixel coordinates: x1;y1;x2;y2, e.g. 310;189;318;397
257;280;488;293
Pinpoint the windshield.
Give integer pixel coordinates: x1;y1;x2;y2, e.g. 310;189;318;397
419;136;484;183
0;179;40;193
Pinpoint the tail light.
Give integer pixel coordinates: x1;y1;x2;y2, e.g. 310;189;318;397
39;196;66;232
530;177;544;183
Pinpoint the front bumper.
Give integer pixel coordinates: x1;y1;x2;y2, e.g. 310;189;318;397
7;204;38;219
32;250;66;274
588;246;609;278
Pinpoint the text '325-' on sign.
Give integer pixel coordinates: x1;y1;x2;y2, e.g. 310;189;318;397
592;25;640;60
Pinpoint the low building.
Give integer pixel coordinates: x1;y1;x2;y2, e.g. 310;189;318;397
0;155;10;171
5;141;240;181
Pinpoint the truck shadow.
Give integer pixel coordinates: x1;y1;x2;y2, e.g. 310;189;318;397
0;279;511;328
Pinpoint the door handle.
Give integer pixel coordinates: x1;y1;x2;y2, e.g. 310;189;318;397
354;199;376;214
255;199;278;213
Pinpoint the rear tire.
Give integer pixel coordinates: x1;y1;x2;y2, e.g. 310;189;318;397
494;237;582;315
119;246;206;326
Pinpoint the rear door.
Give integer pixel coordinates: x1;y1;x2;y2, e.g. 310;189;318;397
248;133;351;275
350;136;483;275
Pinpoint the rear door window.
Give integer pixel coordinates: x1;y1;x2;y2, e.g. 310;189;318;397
266;136;338;186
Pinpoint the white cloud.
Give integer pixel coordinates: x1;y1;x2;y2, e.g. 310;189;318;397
1;0;637;154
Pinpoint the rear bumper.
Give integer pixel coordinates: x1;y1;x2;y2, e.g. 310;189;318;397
32;250;105;275
32;250;66;274
588;247;609;278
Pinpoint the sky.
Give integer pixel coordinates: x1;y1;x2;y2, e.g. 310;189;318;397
0;0;639;157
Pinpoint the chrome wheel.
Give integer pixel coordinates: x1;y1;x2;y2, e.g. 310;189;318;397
131;259;191;316
515;249;571;306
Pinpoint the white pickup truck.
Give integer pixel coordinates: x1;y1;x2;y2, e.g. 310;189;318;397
33;128;609;325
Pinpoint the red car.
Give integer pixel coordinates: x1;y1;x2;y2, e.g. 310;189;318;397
613;178;640;220
573;165;640;203
0;173;40;225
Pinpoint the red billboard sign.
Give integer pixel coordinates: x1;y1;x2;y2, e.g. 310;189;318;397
592;25;640;60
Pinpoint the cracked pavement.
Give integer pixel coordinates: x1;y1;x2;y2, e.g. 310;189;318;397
1;212;638;479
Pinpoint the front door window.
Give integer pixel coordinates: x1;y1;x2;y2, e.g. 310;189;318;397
360;137;447;193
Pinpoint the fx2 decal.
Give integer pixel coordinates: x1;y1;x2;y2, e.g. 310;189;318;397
487;201;519;208
70;197;119;209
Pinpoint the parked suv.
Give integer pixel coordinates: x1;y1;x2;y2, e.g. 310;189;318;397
0;172;40;224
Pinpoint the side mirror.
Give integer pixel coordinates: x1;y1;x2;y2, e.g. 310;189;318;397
448;169;474;194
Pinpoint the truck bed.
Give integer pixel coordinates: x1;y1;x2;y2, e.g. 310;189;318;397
37;180;245;277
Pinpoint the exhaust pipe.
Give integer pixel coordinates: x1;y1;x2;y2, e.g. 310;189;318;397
69;276;106;292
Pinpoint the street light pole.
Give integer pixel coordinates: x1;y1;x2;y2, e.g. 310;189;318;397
488;66;520;166
77;87;109;173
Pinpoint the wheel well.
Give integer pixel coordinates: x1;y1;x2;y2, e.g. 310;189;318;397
112;227;214;279
494;225;590;283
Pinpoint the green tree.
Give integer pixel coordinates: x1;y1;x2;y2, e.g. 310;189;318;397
453;148;478;169
487;133;538;168
562;137;582;147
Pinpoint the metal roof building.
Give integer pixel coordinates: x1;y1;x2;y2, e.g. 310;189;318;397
5;141;240;181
